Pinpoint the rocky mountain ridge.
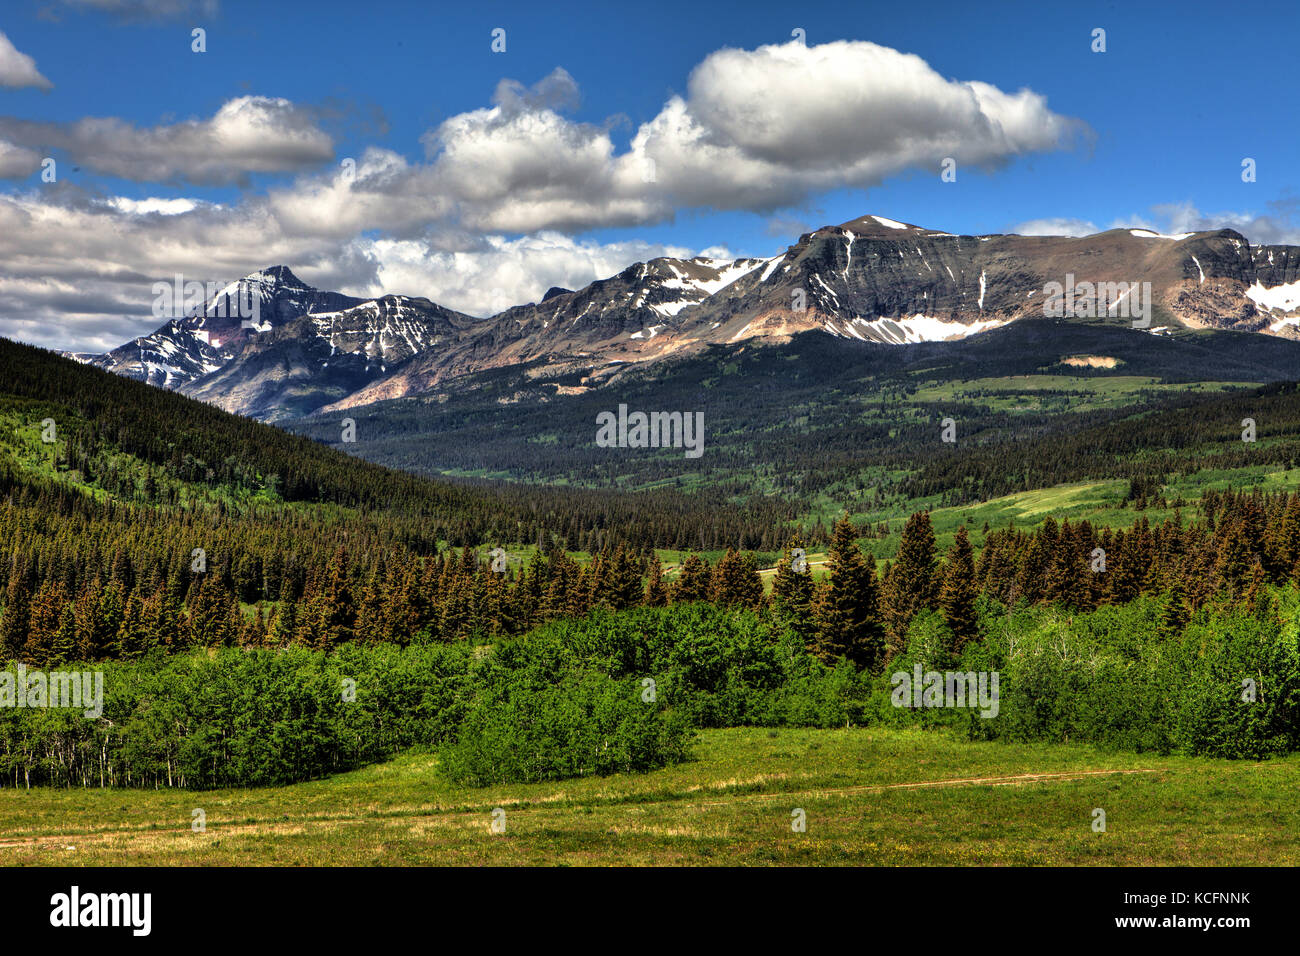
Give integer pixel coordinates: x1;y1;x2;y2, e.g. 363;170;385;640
82;216;1300;420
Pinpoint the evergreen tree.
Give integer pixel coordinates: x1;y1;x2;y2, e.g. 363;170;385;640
23;582;62;666
0;558;32;659
1276;493;1300;578
1214;518;1252;598
601;546;645;611
772;536;814;617
319;547;357;646
188;576;234;647
118;591;147;660
1158;579;1190;637
51;603;78;664
811;516;884;670
269;600;298;647
672;554;711;604
939;526;979;652
644;559;668;607
886;511;938;645
709;548;763;608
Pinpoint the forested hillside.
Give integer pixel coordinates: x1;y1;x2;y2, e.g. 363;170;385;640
0;336;794;535
289;321;1300;512
3;334;1300;665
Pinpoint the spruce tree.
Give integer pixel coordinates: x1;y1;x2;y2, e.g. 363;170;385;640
23;582;62;666
886;511;938;645
1276;493;1300;577
644;559;668;607
0;560;32;659
672;554;711;604
1158;579;1190;637
51;603;78;664
603;546;645;610
939;526;979;653
811;517;884;670
709;549;763;608
772;537;814;617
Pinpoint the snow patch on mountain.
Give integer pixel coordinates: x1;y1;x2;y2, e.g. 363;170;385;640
1130;229;1194;241
759;255;786;283
824;314;1005;345
1248;279;1300;315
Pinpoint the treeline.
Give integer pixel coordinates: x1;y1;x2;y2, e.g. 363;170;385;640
3;475;1296;668
900;381;1300;506
0;604;845;789
774;486;1300;672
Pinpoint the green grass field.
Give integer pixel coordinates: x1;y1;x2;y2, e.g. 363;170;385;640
909;375;1248;415
3;727;1296;866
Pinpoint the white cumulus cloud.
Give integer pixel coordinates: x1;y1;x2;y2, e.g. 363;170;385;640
0;32;52;90
0;96;335;185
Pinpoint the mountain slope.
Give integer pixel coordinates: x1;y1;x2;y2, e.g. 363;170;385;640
680;218;1300;346
322;255;768;409
323;218;1300;413
92;266;365;389
0;335;789;548
180;294;472;421
84;216;1300;421
288;317;1300;508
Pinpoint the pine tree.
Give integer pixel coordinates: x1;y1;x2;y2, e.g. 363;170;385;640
772;537;814;617
117;591;146;659
709;548;763;608
543;550;582;618
91;580;125;660
438;558;474;641
513;552;550;626
672;554;711;604
0;558;33;659
72;583;99;660
188;576;234;647
356;569;387;644
1276;493;1300;578
1214;518;1252;598
319;547;357;646
269;600;298;647
1158;579;1190;637
939;526;979;653
472;562;509;637
51;603;78;664
886;511;938;645
23;582;63;666
601;546;645;610
644;559;668;607
811;516;884;670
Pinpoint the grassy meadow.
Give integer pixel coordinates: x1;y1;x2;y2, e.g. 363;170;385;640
2;727;1296;866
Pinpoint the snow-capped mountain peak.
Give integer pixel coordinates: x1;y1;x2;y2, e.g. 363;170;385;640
86;217;1300;419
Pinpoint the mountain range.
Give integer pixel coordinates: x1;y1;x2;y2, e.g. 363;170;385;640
82;215;1300;422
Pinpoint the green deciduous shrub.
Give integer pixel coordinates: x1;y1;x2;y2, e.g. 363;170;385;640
437;649;692;786
885;591;1300;759
4;590;1298;790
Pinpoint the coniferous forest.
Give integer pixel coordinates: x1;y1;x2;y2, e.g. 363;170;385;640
2;336;1299;793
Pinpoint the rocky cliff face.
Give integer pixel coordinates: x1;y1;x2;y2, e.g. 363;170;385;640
682;219;1300;345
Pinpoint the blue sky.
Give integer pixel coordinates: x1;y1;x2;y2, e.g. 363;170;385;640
1;0;1296;350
